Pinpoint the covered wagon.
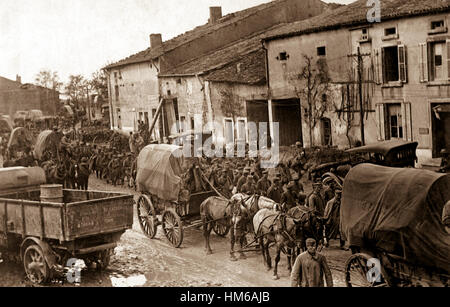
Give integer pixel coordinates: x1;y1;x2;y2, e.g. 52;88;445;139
341;164;450;287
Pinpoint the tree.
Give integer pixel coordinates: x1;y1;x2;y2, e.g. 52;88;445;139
289;55;331;147
89;69;108;98
34;70;62;91
65;75;87;110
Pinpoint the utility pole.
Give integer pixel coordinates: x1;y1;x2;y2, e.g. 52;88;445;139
347;47;371;146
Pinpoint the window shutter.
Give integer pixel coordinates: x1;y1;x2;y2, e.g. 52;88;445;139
373;49;382;84
375;103;385;141
447;39;450;80
404;102;412;141
419;43;428;82
398;45;408;83
381;48;386;84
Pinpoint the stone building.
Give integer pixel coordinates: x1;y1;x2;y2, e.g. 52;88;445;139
103;0;337;139
262;0;450;165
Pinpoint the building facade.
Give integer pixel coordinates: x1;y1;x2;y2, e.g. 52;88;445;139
263;0;450;165
0;76;60;118
104;0;336;137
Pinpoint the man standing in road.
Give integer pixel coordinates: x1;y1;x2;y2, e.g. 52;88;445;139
291;238;333;287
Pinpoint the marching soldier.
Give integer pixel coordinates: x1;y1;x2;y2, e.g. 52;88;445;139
281;181;297;211
267;176;282;204
308;183;326;217
241;175;256;195
256;170;271;196
237;168;250;193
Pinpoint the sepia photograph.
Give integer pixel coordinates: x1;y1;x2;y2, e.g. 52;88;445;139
0;0;449;292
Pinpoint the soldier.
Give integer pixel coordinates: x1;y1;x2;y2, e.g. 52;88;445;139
290;238;333;287
237;168;250;193
241;175;256;195
322;182;335;204
281;181;297;211
291;173;304;199
308;183;326;217
256;170;271;196
324;189;345;249
267;176;282;204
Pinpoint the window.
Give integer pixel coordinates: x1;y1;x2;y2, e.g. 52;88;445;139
224;118;234;145
381;45;407;83
383;46;399;82
387;104;403;140
385;27;396;36
180;116;186;133
431;20;444;30
114;85;120;101
317;46;326;56
173;98;180;132
167;90;171;96
236;118;247;142
277;52;289;61
191;117;195;130
430;41;446;81
139;112;143;122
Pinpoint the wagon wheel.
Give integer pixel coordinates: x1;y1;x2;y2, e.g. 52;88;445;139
23;244;50;284
162;208;183;248
96;249;113;271
137;195;158;239
345;253;389;287
213;220;230;237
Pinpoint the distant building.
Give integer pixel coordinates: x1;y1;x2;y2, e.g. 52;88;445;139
0;75;60;118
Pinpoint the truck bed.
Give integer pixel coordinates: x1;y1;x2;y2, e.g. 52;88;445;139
0;189;134;242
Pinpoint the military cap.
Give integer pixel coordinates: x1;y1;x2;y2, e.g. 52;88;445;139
335;189;343;195
247;175;253;179
262;169;269;174
306;238;316;246
441;149;449;155
295;142;302;147
287;181;295;189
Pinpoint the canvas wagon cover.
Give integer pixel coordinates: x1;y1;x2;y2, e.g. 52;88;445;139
341;164;450;272
33;130;60;160
136;144;184;202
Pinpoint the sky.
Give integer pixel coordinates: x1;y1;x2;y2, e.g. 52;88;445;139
0;0;356;85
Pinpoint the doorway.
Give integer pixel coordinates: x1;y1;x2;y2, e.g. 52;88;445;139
272;98;302;146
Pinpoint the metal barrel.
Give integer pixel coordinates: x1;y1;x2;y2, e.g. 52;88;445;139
40;184;64;203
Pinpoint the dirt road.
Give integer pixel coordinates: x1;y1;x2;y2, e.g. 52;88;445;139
0;176;350;287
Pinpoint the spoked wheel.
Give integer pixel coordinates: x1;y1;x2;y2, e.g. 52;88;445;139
162;209;183;248
96;249;112;271
345;253;389;287
213;221;230;237
137;195;158;239
23;244;50;284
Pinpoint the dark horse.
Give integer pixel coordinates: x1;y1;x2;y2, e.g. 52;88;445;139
200;196;249;261
42;160;67;185
253;208;301;280
74;161;90;190
287;205;325;251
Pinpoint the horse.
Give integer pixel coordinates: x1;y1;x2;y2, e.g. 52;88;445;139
286;205;326;262
74;161;90;190
228;193;282;253
199;196;249;261
253;208;301;280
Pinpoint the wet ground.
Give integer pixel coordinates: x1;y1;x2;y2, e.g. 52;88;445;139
0;176;351;287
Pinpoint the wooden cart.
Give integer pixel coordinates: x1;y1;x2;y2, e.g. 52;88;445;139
0;167;134;284
341;164;450;287
135;144;227;248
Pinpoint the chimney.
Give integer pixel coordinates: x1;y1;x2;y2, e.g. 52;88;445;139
150;34;162;48
16;74;21;84
209;6;222;23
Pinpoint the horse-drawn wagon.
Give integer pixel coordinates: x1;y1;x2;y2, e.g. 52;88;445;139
135;144;222;248
341;164;450;287
0;167;134;284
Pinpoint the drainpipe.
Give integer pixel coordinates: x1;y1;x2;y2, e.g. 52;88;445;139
106;72;114;130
